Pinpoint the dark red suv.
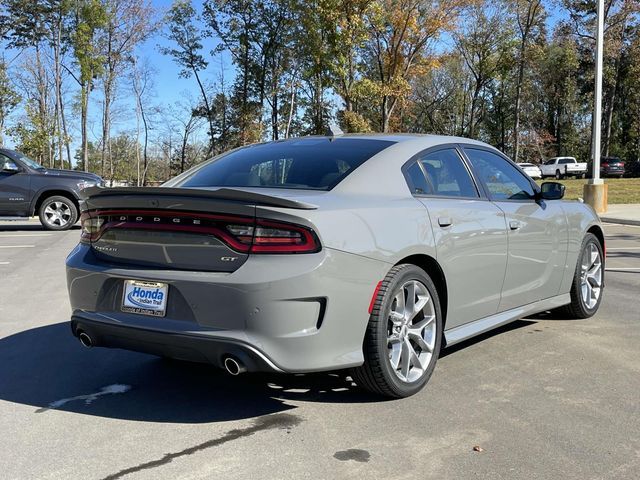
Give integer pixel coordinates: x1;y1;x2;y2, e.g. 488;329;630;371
599;157;626;178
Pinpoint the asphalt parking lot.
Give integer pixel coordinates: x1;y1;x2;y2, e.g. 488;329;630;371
0;219;639;480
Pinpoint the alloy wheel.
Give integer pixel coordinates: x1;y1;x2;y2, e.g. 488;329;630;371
580;242;602;309
387;280;437;383
44;201;72;228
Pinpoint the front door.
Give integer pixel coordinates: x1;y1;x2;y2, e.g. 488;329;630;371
0;154;30;216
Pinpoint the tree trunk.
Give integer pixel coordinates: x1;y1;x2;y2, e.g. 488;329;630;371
513;46;526;162
81;80;90;172
285;77;296;139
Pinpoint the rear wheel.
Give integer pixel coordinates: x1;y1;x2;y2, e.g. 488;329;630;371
38;195;78;231
560;233;604;319
555;169;563;179
351;264;442;398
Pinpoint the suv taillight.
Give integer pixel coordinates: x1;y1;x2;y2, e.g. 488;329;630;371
80;210;321;254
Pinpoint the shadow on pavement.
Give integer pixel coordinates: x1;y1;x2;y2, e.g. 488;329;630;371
441;319;537;357
0;322;381;423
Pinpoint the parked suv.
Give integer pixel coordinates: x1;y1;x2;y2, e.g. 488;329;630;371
589;156;626;178
0;148;103;230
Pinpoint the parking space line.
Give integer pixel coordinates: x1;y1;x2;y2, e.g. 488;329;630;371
0;245;35;249
606;267;640;271
0;261;9;265
606;247;640;250
0;234;52;238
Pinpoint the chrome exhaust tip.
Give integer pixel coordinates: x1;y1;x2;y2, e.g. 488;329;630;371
78;331;93;348
223;356;246;376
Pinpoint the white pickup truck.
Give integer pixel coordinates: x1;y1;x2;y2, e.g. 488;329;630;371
540;157;588;179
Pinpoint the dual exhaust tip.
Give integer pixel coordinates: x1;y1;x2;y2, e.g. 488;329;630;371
78;330;93;348
223;356;247;376
77;329;248;376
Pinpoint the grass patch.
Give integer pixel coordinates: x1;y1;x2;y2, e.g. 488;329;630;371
536;178;640;204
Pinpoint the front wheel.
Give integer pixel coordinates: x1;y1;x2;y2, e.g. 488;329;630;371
350;264;442;398
560;233;604;319
38;195;78;231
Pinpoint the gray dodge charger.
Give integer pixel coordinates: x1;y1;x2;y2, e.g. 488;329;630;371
66;135;604;397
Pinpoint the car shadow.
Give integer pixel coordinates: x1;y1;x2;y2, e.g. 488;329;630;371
0;322;382;424
441;319;537;357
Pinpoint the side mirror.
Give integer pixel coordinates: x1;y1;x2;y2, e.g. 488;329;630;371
539;181;565;200
1;161;20;174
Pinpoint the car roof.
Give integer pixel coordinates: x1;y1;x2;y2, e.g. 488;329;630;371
267;133;490;147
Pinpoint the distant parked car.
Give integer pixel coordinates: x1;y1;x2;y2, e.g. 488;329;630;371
540;157;587;179
518;163;542;179
0;148;103;230
588;156;625;178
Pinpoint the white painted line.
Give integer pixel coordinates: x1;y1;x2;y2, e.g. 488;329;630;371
0;261;9;265
36;384;132;413
606;247;640;250
605;267;640;271
0;245;35;249
0;233;52;237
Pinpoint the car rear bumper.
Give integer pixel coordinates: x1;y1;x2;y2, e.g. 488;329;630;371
70;314;283;372
66;243;389;372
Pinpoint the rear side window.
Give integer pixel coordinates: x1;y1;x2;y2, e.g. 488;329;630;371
558;158;575;164
406;148;478;198
172;138;395;190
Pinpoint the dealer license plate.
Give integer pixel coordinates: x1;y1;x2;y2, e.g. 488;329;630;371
121;280;168;317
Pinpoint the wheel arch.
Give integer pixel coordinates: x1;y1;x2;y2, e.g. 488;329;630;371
587;224;605;256
394;254;448;329
32;189;80;216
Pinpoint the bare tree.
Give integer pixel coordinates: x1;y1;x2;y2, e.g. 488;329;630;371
100;0;154;177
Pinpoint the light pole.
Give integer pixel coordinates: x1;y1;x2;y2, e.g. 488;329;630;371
584;0;608;213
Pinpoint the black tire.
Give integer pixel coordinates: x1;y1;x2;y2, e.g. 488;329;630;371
559;233;604;319
38;195;78;231
350;264;442;398
555;169;563;180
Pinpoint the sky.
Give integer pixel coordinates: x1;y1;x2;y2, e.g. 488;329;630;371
3;0;570;160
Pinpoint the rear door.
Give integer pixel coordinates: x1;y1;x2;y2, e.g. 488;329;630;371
404;146;508;329
462;147;568;312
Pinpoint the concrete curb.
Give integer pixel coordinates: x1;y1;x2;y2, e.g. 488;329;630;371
600;217;640;226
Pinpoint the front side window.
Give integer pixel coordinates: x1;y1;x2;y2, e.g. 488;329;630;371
545;159;556;165
465;148;535;201
411;148;478;198
168;138;395;191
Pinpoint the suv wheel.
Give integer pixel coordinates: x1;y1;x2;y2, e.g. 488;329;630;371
38;195;78;231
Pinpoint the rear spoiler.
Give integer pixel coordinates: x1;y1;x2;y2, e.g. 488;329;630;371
81;186;318;210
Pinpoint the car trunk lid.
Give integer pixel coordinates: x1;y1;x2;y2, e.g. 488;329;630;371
81;187;318;272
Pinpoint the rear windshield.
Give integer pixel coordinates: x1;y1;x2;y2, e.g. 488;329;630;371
168;137;395;190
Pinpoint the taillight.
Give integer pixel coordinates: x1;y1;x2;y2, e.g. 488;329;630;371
225;220;321;253
80;213;104;243
250;220;320;253
81;210;321;254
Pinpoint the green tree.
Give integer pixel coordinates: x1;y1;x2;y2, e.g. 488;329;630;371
71;0;107;172
0;59;21;145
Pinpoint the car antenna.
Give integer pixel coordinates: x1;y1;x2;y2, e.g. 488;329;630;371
326;123;343;140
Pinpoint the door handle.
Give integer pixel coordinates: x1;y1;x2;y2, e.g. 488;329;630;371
438;216;452;227
509;220;522;230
